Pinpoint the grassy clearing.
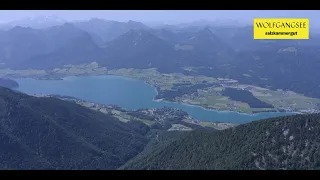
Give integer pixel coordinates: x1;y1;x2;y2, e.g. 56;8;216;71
134;118;154;126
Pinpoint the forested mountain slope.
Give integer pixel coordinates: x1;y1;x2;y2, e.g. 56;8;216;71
122;113;320;170
0;87;148;170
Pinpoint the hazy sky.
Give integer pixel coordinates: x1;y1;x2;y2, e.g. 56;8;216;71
0;10;319;26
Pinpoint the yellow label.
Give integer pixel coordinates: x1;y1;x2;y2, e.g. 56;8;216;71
253;18;309;39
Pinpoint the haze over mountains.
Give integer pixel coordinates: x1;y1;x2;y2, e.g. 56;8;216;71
1;17;320;99
0;16;67;30
1;15;320;170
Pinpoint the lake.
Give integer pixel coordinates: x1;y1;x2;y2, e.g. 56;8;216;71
14;75;293;124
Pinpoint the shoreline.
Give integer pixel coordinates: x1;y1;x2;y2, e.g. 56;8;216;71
13;73;300;116
141;77;295;116
151;96;296;116
31;93;239;126
138;77;263;115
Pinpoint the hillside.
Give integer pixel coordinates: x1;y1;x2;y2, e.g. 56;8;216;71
0;26;49;67
149;28;193;45
100;27;235;72
1;87;320;170
121;113;320;170
203;43;320;99
0;87;149;170
1;23;100;69
2;22;320;99
173;27;235;67
184;27;234;56
0;78;19;88
20;32;104;69
74;19;149;43
179;33;320;99
234;44;320;99
101;29;178;70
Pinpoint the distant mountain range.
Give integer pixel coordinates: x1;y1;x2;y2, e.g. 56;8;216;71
1;87;320;170
2;16;320;170
1;18;320;99
0;16;67;30
73;18;150;43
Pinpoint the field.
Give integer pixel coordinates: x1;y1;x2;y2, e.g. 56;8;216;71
2;63;320;114
107;68;320;114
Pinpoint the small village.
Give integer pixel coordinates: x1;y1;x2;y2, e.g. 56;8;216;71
30;93;237;130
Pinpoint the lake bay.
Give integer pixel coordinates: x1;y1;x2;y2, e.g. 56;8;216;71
14;75;292;124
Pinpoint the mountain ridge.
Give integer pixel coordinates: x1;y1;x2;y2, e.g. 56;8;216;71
101;29;178;69
1;87;320;170
2;22;320;99
73;18;150;43
0;87;148;169
121;113;320;170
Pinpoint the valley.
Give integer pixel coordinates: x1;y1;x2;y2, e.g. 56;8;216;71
1;20;320;117
1;11;320;170
107;68;320;114
2;63;319;115
1;86;319;170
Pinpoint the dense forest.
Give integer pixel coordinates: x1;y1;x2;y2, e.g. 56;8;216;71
179;44;320;99
155;83;219;100
221;87;274;108
0;87;149;170
0;87;211;170
2;16;320;170
121;113;320;170
1;87;320;170
126;111;155;121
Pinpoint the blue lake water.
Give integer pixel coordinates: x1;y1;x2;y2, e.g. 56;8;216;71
14;75;293;124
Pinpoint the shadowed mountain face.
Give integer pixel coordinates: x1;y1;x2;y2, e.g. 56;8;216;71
0;27;49;66
186;27;231;54
121;113;320;170
2;21;320;98
41;23;92;50
0;78;19;88
99;27;236;70
173;27;236;67
2;18;320;171
0;23;101;68
1;23;236;71
74;19;150;43
1;87;320;170
196;43;320;98
0;87;148;170
19;32;104;70
100;29;178;69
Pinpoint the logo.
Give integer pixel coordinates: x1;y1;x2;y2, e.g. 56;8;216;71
253;18;309;39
